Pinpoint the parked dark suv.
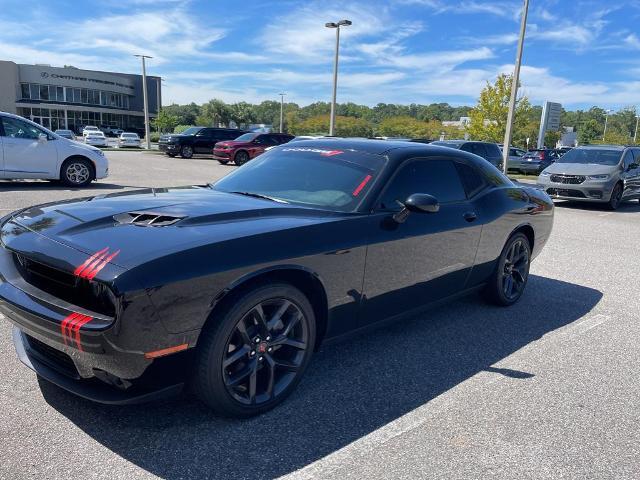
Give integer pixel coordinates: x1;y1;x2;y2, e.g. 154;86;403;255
431;140;503;169
159;127;247;159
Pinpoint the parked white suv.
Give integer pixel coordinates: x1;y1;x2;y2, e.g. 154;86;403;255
0;112;109;187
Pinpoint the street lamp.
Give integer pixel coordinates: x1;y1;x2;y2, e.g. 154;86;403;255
634;114;639;144
279;93;286;133
602;109;613;142
501;0;529;175
134;54;153;149
325;19;352;136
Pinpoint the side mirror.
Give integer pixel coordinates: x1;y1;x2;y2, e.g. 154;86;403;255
393;193;439;223
37;133;48;143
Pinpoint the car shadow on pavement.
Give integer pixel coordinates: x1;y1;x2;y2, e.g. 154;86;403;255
39;275;601;480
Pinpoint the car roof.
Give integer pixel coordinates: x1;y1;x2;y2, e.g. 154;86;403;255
577;144;626;151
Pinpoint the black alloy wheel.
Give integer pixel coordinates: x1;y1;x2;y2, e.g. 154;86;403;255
235;150;250;166
194;283;315;417
180;145;194;159
484;232;531;306
608;183;623;210
222;298;308;406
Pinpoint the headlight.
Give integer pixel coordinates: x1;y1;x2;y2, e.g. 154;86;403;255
539;170;551;176
587;174;609;180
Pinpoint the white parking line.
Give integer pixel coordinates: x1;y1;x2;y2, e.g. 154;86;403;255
560;314;610;336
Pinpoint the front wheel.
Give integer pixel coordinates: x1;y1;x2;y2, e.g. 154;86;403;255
180;145;193;159
61;158;93;187
608;183;623;210
193;283;316;417
167;153;176;158
234;150;249;166
483;233;531;306
217;159;229;165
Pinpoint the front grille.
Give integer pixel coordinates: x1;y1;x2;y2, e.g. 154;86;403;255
546;188;586;198
25;334;79;378
550;174;585;184
13;253;116;317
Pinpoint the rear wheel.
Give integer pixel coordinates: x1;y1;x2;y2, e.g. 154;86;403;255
234;150;249;166
194;283;315;417
61;158;93;187
483;233;531;306
608;183;623;210
180;145;193;159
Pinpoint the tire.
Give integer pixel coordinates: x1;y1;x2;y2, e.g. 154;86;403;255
234;150;250;166
607;183;623;210
60;158;93;187
483;232;531;306
217;159;229;165
193;283;316;417
180;145;194;159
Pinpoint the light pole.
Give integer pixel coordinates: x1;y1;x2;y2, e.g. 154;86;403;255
134;54;152;149
602;109;613;142
279;93;286;133
634;114;639;144
501;0;529;175
325;19;352;136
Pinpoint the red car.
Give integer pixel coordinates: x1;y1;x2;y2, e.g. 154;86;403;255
213;132;294;165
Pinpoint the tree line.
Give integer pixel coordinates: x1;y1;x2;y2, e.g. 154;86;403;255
153;78;639;146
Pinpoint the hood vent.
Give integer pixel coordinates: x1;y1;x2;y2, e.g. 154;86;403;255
113;211;185;227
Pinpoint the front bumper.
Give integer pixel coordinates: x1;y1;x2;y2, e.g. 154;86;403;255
538;177;614;202
0;232;198;404
213;151;232;160
159;143;180;153
12;327;184;404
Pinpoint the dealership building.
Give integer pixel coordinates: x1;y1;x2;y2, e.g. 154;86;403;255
0;60;160;133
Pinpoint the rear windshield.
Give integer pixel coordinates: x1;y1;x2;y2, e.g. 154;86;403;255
234;133;259;142
212;147;387;212
431;141;462;149
557;148;622;165
122;133;138;138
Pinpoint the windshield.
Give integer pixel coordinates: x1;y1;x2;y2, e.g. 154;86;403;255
212;146;386;212
234;133;259;142
181;127;202;136
557;148;622;165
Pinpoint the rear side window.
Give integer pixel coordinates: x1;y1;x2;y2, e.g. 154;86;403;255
455;162;488;198
379;159;467;210
469;143;489;159
485;144;502;158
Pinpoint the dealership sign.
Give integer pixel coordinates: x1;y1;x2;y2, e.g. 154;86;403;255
40;71;134;90
537;101;562;149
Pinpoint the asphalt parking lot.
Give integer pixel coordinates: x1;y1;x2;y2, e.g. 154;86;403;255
1;151;640;479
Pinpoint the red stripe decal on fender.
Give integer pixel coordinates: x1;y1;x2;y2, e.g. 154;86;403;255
74;247;109;277
60;312;80;345
73;315;93;351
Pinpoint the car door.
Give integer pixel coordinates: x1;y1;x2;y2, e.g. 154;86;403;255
360;156;483;326
192;129;214;153
631;149;640;197
0;134;4;178
0;116;59;178
621;150;639;199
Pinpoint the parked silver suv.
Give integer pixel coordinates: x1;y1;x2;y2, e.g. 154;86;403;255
538;145;640;210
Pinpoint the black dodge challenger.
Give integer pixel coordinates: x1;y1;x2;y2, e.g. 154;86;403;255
0;139;553;417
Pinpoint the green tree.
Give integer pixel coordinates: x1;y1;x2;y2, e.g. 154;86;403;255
162;103;201;125
466;74;533;143
228;101;256;127
290;115;372;137
198;99;230;127
544;130;561;148
578;119;602;144
151;109;179;133
377;116;440;138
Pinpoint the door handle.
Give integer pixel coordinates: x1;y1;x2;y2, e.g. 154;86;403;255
463;212;477;222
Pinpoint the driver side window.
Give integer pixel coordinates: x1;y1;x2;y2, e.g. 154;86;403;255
1;117;43;140
378;158;467;210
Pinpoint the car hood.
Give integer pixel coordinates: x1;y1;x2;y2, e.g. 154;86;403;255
215;141;251;148
6;187;342;269
159;134;188;142
544;162;618;175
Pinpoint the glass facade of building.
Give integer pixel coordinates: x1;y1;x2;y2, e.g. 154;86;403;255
16;107;145;132
20;82;131;109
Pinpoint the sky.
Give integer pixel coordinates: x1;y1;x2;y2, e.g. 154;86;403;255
1;0;640;110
